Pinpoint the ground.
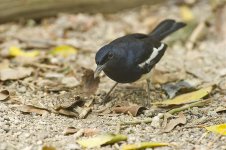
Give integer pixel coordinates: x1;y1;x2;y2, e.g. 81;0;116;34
0;1;226;150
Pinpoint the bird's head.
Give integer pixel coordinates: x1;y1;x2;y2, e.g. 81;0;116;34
94;45;116;78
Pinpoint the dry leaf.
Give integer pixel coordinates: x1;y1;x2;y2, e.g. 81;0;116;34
83;128;99;137
0;90;10;101
113;105;146;117
163;112;187;132
76;133;127;148
205;124;226;136
63;127;98;136
81;68;100;95
18;105;49;115
42;145;56;150
162;81;195;98
180;5;194;22
63;127;78;135
162;113;174;128
0;67;33;81
153;86;213;106
9;46;40;57
122;142;170;150
57;108;78;117
49;45;77;57
216;106;226;113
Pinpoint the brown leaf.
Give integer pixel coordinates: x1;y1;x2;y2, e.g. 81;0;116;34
113;105;146;117
18;105;49;115
63;127;78;135
0;67;33;81
57;108;78;117
163;112;187;132
83;128;99;137
0;90;10;101
81;68;100;95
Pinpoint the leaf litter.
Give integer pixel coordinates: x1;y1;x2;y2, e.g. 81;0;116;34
0;1;226;149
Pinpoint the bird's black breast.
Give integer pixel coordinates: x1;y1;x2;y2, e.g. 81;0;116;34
103;66;142;83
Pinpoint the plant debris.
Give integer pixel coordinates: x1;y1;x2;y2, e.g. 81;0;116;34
0;90;10;101
76;133;127;148
112;105;146;116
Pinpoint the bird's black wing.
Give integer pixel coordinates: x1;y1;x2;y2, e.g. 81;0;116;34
110;33;167;72
122;34;167;73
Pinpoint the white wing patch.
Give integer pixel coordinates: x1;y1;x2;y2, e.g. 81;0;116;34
138;43;165;68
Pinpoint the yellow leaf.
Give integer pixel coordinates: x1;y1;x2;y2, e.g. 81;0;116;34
205;124;226;136
9;46;40;57
180;5;194;22
122;142;170;150
42;145;56;150
153;86;213;106
76;133;127;148
49;45;77;57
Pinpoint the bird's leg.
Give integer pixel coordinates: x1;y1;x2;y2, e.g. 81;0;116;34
102;82;118;104
145;79;151;107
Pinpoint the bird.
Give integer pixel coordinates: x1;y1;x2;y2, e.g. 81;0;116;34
94;19;186;105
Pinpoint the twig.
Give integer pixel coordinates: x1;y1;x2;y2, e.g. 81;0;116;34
120;118;152;125
115;123;121;134
120;100;210;125
167;99;210;115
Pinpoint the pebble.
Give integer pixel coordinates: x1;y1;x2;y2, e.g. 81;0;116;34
18;86;27;93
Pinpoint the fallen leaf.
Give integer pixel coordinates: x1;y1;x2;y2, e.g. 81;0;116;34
63;127;98;136
18;105;49;115
162;113;173;128
153;86;213;106
0;90;10;101
162;81;196;98
57;108;78;117
163;112;187;132
205;124;226;136
81;68;100;95
180;5;194;22
113;105;146;117
215;106;226;113
122;142;170;150
49;45;77;57
0;67;33;81
9;46;40;57
76;133;127;148
63;127;78;135
42;145;56;150
83;128;99;137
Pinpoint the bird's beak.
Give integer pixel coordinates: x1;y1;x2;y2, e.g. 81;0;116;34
94;65;105;79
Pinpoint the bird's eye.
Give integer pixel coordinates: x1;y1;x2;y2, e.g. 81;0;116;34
108;52;113;59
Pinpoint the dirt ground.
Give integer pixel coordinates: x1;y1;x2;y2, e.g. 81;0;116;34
0;1;226;150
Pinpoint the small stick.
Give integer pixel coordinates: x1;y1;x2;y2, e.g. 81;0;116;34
102;82;118;103
120;118;152;125
167;100;210;115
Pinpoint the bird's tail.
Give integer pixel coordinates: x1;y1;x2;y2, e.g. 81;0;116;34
149;19;186;41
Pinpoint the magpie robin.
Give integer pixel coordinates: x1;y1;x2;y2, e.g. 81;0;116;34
94;19;186;105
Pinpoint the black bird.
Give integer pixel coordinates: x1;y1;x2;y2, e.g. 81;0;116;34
94;19;186;105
